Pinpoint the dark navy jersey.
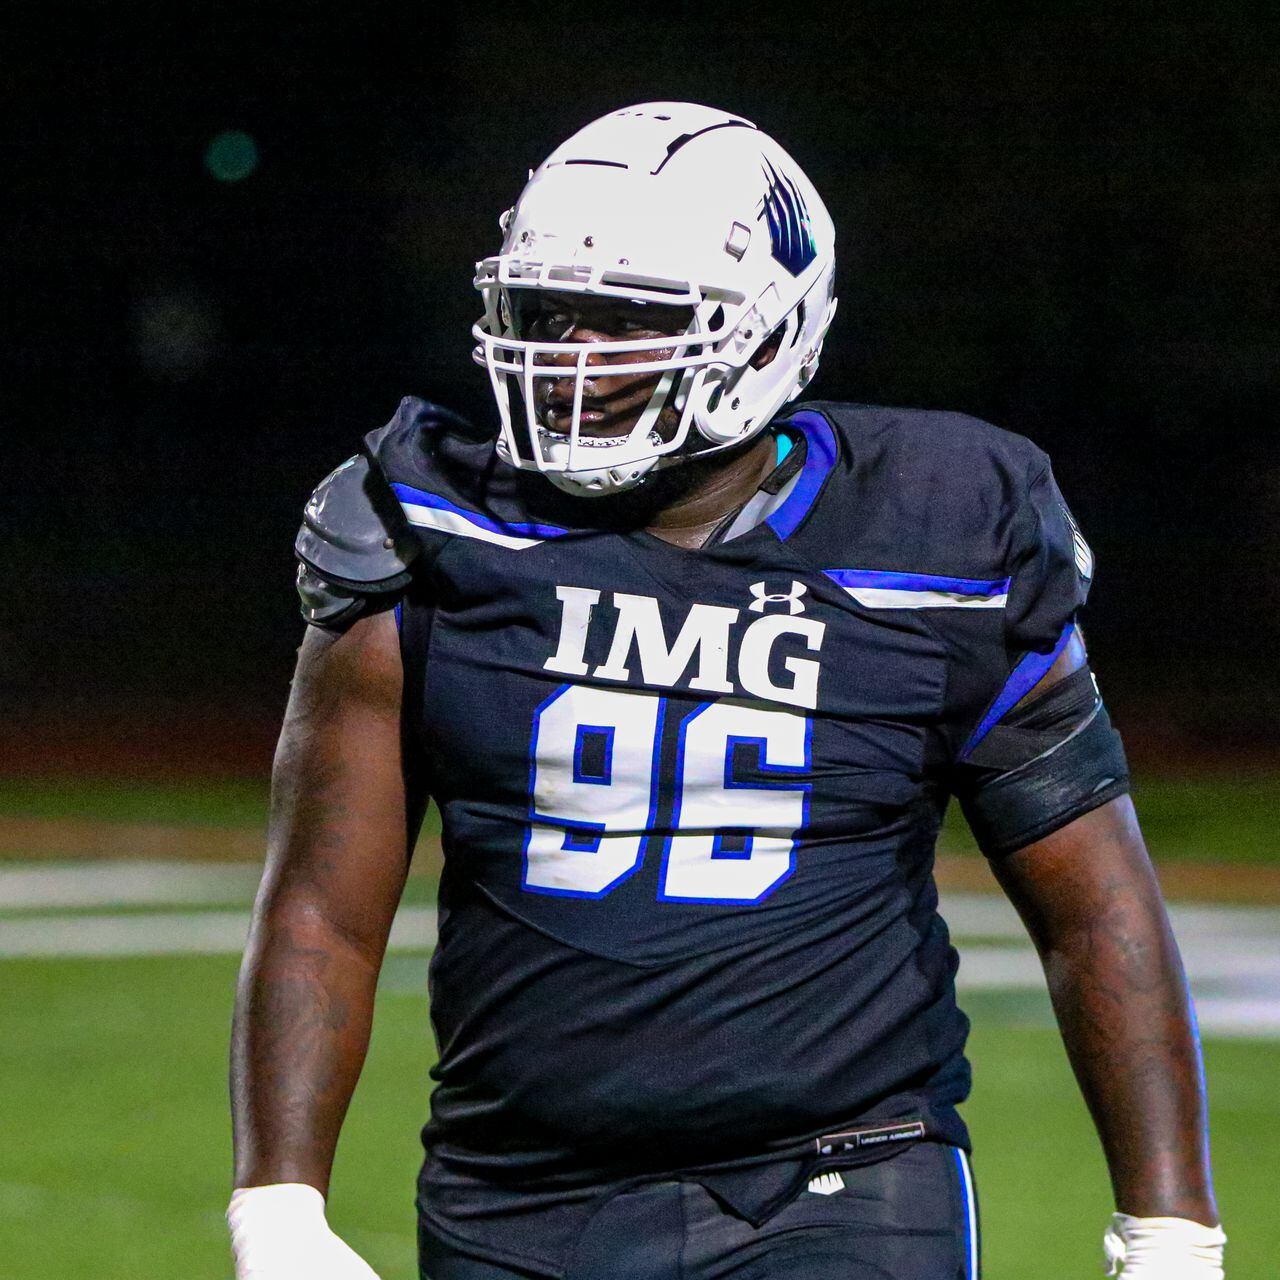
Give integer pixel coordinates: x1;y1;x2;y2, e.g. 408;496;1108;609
353;397;1093;1275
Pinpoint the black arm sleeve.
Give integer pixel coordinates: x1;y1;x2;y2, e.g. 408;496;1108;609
955;666;1130;858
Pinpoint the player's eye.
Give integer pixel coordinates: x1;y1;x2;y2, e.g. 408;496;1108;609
544;314;575;338
522;309;572;339
622;304;693;336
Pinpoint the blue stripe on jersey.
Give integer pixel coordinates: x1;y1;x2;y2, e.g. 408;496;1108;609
953;1147;978;1278
823;569;1011;596
767;410;838;539
960;619;1077;759
391;483;571;541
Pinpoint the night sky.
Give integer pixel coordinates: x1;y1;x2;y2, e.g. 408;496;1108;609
8;8;1278;772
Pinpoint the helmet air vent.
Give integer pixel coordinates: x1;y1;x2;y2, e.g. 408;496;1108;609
725;221;751;260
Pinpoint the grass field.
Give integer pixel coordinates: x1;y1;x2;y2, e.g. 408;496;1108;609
1;956;1275;1279
1;775;1276;1278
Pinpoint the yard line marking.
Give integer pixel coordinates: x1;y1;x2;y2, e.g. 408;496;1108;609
0;860;263;909
3;867;1277;940
940;893;1026;938
0;907;438;958
942;891;1280;1041
941;893;1280;941
954;946;1043;990
1;877;1278;1039
1191;997;1280;1038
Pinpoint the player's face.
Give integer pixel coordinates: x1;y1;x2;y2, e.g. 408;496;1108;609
513;290;695;439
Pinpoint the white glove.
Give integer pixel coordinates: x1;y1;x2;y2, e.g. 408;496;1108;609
1104;1213;1226;1279
227;1184;381;1279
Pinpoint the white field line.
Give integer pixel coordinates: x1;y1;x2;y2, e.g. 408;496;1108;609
0;860;263;909
942;891;1280;942
1;864;1278;1039
943;891;1280;1039
4;864;1278;942
0;906;438;958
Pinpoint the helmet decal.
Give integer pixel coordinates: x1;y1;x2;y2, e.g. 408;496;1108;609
760;160;817;277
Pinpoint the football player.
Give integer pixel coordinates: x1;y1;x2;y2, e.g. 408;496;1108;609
229;103;1225;1278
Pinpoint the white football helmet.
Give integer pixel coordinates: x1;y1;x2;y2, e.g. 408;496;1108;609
473;102;838;495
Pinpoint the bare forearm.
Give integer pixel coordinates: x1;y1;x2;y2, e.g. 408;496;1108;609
994;799;1218;1226
230;905;381;1194
1041;891;1216;1223
229;615;412;1194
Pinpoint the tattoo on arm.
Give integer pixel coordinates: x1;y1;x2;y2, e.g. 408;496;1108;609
230;612;412;1194
994;797;1219;1225
231;918;376;1194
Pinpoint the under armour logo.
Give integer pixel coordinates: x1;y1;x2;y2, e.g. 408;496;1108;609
748;580;807;614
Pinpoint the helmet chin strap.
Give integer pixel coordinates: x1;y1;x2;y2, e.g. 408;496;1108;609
544;454;660;497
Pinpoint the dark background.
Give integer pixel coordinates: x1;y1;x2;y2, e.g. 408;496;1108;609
8;8;1278;776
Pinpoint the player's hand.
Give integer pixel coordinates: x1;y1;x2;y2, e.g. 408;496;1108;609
227;1184;381;1279
1104;1213;1226;1278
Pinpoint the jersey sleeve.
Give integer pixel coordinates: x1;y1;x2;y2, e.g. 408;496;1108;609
943;454;1128;855
952;458;1094;754
939;452;1094;760
1002;460;1093;657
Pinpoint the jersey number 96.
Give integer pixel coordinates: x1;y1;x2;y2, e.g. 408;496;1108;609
524;685;811;905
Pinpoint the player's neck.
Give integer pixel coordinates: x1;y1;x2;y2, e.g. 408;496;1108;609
642;433;777;549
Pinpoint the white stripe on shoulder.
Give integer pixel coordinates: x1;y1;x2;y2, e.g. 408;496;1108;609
399;501;543;550
842;587;1007;610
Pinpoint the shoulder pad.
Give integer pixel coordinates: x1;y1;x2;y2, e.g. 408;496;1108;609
295;454;418;627
295;563;376;628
